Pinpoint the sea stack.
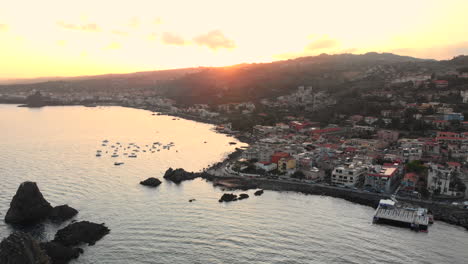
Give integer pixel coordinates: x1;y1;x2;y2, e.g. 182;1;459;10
5;181;53;224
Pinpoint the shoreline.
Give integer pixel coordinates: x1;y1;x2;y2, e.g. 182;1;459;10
3;102;467;231
201;173;468;230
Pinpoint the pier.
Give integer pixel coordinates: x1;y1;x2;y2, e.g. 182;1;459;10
373;199;429;232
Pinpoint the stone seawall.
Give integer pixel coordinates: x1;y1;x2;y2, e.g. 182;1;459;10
202;174;468;231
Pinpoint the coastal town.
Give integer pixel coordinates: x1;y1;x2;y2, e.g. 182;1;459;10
3;1;468;262
1;53;468;231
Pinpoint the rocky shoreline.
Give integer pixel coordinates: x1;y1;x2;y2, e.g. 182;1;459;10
161;167;468;231
0;182;110;264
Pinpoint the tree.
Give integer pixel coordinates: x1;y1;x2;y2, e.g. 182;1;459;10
406;160;427;174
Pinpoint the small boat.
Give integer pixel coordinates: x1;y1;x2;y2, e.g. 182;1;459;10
111;154;119;158
96;153;102;157
103;140;109;143
102;144;107;147
114;162;124;166
229;142;237;145
97;150;102;152
129;154;137;158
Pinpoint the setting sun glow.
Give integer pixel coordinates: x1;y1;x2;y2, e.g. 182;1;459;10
1;0;467;79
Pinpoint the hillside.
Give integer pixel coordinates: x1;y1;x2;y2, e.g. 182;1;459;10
0;52;465;105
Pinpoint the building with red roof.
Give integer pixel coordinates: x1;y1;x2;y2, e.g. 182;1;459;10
310;127;344;136
366;165;399;193
271;152;290;164
401;172;419;192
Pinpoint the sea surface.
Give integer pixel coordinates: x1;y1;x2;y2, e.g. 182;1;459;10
0;104;467;264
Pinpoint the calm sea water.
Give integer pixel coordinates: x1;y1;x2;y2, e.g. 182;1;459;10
0;104;467;264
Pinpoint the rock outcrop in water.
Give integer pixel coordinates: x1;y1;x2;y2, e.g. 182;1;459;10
2;182;109;263
140;177;162;187
254;190;264;196
238;193;249;200
0;232;50;264
54;221;110;246
163;168;199;183
4;182;78;225
40;242;83;264
218;193;238;202
49;205;78;222
5;181;53;224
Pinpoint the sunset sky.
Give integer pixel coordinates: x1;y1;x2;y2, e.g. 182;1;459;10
1;0;468;79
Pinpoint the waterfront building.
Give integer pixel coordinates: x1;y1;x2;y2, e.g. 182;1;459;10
365;165;398;193
278;157;296;174
331;162;368;186
427;163;458;196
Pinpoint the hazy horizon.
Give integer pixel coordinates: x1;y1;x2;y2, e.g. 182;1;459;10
0;51;463;85
1;0;468;79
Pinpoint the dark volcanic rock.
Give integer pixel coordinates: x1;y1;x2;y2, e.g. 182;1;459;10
40;242;83;264
218;193;238;203
163;168;199;183
254;190;264;196
140;177;162;187
54;221;110;246
5;181;53;224
238;193;249;200
49;205;78;222
0;231;50;264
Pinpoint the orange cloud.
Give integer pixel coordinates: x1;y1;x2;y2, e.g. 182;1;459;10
57;21;101;32
306;37;339;51
193;30;235;50
161;32;186;46
274;36;342;60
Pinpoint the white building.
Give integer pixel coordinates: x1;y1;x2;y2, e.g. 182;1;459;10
427;163;457;196
255;162;277;172
331;162;368;186
461;90;468;103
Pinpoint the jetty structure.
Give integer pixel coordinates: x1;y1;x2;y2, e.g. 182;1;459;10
373;198;430;232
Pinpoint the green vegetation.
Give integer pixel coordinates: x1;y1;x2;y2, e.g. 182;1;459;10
406;160;427;174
